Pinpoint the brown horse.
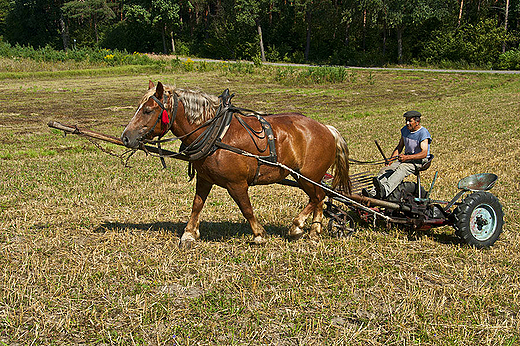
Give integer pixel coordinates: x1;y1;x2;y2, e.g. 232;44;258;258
121;81;351;248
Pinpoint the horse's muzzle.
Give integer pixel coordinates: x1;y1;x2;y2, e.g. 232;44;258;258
121;133;140;149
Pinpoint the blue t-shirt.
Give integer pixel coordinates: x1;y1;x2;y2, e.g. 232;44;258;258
401;126;431;156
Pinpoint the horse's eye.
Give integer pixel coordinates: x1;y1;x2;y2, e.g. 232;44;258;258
143;107;153;114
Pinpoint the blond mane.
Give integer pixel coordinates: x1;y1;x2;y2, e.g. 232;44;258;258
141;85;220;125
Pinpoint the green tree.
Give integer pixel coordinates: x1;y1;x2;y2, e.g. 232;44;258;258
62;0;116;44
151;0;180;53
124;0;179;53
383;0;453;63
5;0;64;48
0;0;10;37
235;0;273;61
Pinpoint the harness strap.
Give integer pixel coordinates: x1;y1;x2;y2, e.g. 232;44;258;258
149;93;178;168
144;91;278;183
230;107;277;164
178;105;234;161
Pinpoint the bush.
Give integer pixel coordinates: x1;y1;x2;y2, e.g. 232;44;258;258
265;45;281;62
289;51;305;64
182;58;195;71
422;19;515;67
174;40;190;56
0;42;160;67
496;49;520;70
275;66;348;85
0;41;12;57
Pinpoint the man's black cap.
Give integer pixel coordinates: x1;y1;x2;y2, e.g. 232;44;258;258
403;110;422;118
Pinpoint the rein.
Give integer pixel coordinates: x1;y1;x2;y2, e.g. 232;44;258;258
141;89;392;176
348;156;398;165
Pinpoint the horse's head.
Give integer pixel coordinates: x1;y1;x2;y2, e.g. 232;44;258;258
121;81;174;149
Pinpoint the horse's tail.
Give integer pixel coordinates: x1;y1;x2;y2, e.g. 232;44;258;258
326;125;352;194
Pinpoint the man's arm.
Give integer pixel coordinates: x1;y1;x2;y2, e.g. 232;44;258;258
387;137;404;165
398;139;428;162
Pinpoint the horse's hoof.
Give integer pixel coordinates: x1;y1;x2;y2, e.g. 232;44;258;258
179;239;195;250
289;227;305;241
179;234;196;250
309;231;321;241
251;235;267;245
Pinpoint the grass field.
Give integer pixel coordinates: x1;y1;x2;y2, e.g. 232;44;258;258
1;62;520;345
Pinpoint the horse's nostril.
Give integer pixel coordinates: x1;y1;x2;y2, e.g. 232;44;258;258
121;135;129;146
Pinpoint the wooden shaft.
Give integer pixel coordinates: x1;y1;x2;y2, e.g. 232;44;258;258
47;121;190;161
48;121;124;146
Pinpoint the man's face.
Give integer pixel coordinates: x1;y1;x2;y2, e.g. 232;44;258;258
405;117;420;131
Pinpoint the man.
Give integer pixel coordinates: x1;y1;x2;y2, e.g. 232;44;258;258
367;110;432;199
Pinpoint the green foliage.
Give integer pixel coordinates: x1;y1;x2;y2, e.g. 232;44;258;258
182;57;195;71
251;54;263;66
0;41;157;66
423;19;515;67
62;0;116;45
265;45;281;62
497;49;520;70
223;60;255;74
1;0;520;69
4;0;62;49
275;66;348;85
290;51;305;64
174;40;190;56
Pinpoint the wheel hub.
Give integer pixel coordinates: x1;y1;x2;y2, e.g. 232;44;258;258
470;204;497;241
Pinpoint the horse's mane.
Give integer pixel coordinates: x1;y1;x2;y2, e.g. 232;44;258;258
141;85;220;125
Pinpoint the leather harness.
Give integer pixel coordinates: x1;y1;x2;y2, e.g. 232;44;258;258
145;89;277;184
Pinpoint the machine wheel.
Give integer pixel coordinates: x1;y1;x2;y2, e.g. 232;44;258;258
453;191;503;248
327;212;356;238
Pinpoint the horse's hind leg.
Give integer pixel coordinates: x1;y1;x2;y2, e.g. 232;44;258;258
289;181;326;240
226;182;267;245
309;199;325;239
288;201;315;240
180;176;213;249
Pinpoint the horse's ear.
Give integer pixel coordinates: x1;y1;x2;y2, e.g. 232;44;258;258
155;81;164;98
148;80;155;89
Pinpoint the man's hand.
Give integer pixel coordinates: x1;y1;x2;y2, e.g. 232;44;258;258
398;153;409;162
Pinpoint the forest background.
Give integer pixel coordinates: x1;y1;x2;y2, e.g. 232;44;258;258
1;0;520;70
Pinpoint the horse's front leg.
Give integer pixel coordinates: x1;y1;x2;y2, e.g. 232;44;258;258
180;176;213;249
226;182;267;245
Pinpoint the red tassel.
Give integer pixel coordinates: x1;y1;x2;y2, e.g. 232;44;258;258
161;110;169;124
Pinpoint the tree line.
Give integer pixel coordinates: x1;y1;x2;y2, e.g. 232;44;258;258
1;0;519;68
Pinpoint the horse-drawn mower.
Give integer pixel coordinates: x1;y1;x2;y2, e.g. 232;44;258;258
321;167;503;249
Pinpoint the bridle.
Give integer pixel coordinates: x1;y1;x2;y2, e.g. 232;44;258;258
141;91;179;141
138;91;179;168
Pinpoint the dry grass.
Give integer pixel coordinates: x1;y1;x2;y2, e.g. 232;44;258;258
0;68;519;345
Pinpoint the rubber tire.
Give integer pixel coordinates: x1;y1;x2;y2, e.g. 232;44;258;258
453;191;504;248
386;181;426;202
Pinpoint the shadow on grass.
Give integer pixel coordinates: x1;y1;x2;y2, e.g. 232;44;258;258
408;228;466;246
351;213;465;246
95;220;289;241
96;218;464;246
